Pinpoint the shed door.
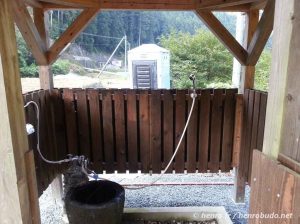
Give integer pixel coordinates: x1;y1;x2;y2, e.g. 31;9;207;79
133;60;157;89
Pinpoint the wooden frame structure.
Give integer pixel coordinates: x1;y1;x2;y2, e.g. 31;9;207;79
6;0;300;223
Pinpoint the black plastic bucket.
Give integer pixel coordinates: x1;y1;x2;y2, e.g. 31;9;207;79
65;180;125;224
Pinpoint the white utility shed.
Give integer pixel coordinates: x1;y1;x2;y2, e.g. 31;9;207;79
128;44;170;89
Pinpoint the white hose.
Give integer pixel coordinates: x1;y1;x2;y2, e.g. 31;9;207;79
24;91;197;188
24;101;80;165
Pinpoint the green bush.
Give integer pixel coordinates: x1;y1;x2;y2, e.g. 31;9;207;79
20;64;38;77
160;30;233;89
52;60;71;75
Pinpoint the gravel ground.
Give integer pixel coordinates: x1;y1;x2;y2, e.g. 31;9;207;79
39;173;249;224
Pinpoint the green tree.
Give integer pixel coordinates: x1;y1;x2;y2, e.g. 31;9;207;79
160;30;233;88
255;50;272;91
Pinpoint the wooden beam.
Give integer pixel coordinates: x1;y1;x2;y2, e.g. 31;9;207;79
247;0;275;65
47;8;99;64
262;0;298;159
250;0;267;10
240;10;259;90
34;8;54;89
195;10;248;65
38;0;100;8
0;0;36;222
198;0;262;9
24;0;43;8
41;2;82;10
12;0;48;65
200;4;251;12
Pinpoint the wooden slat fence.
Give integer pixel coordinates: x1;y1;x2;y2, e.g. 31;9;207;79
24;89;67;196
241;89;268;183
23;88;268;195
61;88;239;173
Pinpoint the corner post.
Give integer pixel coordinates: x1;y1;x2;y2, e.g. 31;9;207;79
33;8;53;89
233;10;259;203
0;0;37;222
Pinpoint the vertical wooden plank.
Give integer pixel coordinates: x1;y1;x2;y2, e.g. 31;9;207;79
186;90;198;173
232;94;244;167
102;90;115;173
88;89;104;172
163;90;174;173
150;90;162;173
114;90;126;173
50;89;68;173
139;90;150;172
0;1;34;221
209;89;224;172
175;90;186;173
245;90;255;181
25;93;44;194
39;90;53;184
198;89;211;173
221;89;236;172
25;150;41;224
257;93;267;151
76;89;91;159
248;91;261;181
63;89;79;156
126;90;138;172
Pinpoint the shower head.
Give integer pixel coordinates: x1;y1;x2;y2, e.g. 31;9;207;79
189;74;196;81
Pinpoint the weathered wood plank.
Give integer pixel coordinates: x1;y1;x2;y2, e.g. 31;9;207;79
102;90;115;173
249;150;300;224
76;89;91;159
257;92;267;150
126;90;139;172
187;90;198;173
63;89;79;156
232;94;244;167
150;90;162;173
209;89;223;172
163;90;174;173
175;90;186;173
88;89;104;172
198;89;211;172
139;90;151;172
221;89;236;172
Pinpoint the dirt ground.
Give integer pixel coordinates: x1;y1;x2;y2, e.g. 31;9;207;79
21;72;129;93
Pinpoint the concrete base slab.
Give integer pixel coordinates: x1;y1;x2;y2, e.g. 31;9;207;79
123;207;232;224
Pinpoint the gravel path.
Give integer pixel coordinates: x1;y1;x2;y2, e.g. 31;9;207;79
40;173;249;224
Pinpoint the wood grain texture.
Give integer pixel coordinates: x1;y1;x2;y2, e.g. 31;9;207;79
12;0;48;65
174;90;186;173
126;90;139;172
150;90;162;173
0;0;34;222
198;90;211;172
249;150;300;224
114;90;127;172
221;89;236;172
209;89;224;172
163;90;174;173
139;90;150;172
247;0;275;65
102;90;115;173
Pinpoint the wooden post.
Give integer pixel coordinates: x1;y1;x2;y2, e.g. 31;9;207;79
0;0;38;223
233;10;259;203
239;10;259;92
33;8;53;89
263;0;300;160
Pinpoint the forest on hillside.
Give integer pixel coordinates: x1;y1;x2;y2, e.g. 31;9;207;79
49;10;237;53
17;10;271;91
